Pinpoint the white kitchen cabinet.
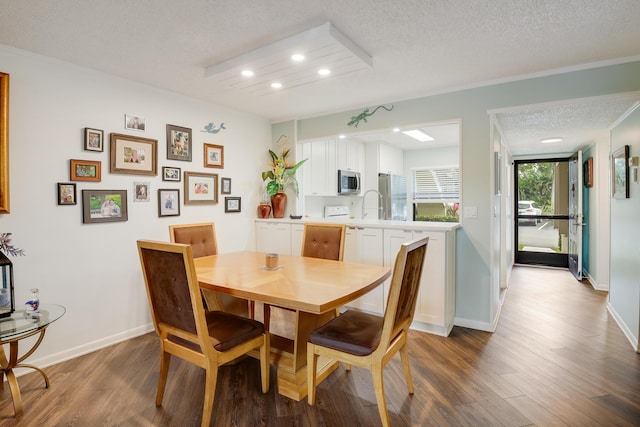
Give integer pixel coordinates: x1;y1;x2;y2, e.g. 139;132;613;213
337;139;365;173
378;143;403;176
300;139;337;196
344;226;385;313
384;228;455;336
290;223;304;256
256;222;292;255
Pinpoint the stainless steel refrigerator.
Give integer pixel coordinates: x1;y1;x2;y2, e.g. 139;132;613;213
378;173;407;220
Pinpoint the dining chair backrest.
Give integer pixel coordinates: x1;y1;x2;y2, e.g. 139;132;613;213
381;236;429;348
138;240;206;349
301;223;346;261
169;222;218;258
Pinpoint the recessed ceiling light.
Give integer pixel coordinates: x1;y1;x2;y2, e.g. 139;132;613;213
402;130;434;142
241;69;254;77
271;82;283;89
291;54;305;62
338;134;346;139
318;68;331;76
541;137;563;143
392;127;400;132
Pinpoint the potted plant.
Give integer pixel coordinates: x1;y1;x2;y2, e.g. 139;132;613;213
261;149;307;218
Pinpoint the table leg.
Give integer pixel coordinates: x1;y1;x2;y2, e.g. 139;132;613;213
0;329;50;417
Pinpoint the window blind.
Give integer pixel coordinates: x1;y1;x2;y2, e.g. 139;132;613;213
413;167;460;201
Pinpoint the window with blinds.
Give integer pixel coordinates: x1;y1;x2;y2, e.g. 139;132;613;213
413;167;460;202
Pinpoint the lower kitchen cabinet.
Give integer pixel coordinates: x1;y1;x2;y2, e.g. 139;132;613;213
384;228;455;336
344;226;384;313
256;221;292;254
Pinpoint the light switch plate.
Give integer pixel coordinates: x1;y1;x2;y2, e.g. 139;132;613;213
464;206;478;219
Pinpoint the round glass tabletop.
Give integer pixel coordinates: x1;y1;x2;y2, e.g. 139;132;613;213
0;304;66;342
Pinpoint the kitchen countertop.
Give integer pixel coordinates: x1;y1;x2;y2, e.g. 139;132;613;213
255;217;460;231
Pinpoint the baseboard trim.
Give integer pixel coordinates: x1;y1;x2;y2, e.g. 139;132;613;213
585;272;609;291
453;317;494;333
11;323;155;378
607;303;639;352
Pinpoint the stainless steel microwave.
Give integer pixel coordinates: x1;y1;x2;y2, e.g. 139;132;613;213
337;169;361;195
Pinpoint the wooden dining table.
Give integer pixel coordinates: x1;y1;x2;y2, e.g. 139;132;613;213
195;251;390;401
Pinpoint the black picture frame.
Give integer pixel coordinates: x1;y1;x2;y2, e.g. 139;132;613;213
57;183;77;205
221;177;231;194
225;197;241;213
84;127;104;152
158;189;180;217
162;166;181;181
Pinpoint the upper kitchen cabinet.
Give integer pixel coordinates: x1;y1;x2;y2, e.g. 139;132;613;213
299;139;337;196
336;139;365;173
378;143;404;176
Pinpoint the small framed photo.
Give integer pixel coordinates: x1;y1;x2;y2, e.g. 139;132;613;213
204;143;224;168
134;181;150;202
225;197;241;213
125;114;145;131
57;183;77;205
583;157;593;188
612;145;629;199
82;190;128;224
84;128;104;152
158;189;180;217
70;159;101;182
221;177;231;194
162;166;181;181
110;133;158;176
184;171;218;204
167;124;192;161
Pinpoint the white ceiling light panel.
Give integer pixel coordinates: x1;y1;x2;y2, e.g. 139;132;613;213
204;22;372;95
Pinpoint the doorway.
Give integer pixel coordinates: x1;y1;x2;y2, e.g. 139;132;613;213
514;158;570;268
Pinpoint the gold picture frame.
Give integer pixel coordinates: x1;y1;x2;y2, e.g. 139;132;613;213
0;72;9;214
109;133;158;176
204;143;224;168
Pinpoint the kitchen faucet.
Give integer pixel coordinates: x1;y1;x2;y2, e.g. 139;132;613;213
361;189;383;219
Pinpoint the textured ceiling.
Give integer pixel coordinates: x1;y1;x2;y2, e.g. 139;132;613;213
1;0;640;155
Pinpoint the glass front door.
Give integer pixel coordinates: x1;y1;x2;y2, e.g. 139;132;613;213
514;158;570;267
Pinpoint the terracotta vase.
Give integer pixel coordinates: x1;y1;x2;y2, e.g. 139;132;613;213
257;202;272;219
271;191;287;218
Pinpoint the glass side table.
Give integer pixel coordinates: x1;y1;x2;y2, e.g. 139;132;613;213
0;304;66;416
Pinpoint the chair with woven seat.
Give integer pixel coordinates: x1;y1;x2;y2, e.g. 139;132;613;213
169;222;249;317
137;240;270;427
306;236;429;427
263;222;346;330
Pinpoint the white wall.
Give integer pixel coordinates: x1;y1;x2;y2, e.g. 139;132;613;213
0;45;271;368
609;104;640;351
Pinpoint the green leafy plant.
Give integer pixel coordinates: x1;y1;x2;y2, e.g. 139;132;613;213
261;149;307;197
0;233;25;257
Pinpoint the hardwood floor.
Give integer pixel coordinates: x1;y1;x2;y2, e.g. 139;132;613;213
1;266;639;426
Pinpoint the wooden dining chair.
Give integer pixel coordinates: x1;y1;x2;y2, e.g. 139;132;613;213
137;240;270;427
263;222;346;331
169;222;249;317
306;236;429;427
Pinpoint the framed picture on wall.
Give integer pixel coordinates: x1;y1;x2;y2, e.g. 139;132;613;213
583;157;593;188
82;190;128;223
158;189;180;217
162;166;181;181
225;197;241;213
221;177;231;194
184;171;218;204
612;145;629;199
84;127;104;152
204;143;224;168
133;181;150;202
109;133;158;176
57;183;77;205
166;124;192;161
125;114;145;131
70;159;101;182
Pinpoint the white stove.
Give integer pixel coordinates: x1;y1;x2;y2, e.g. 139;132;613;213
324;205;350;219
